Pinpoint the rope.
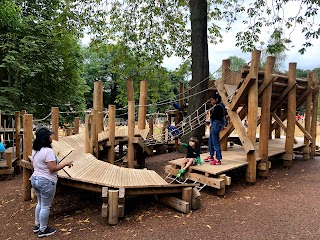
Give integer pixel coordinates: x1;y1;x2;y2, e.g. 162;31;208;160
33;112;52;122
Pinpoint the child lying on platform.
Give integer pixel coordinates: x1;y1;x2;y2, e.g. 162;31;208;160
176;137;201;178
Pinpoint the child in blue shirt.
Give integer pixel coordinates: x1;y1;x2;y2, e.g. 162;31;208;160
163;120;181;140
0;139;5;160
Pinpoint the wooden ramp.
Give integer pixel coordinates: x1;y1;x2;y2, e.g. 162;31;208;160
51;135;200;224
165;137;305;194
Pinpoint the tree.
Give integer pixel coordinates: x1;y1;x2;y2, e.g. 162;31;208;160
214;56;248;79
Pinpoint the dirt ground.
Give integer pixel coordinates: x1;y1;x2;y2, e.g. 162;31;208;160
1;151;320;240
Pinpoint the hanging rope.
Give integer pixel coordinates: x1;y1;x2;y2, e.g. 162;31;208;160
33;112;52;122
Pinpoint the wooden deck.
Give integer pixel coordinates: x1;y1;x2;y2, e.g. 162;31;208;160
168;137;305;176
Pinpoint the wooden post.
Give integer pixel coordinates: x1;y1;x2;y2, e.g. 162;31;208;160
245;50;260;183
127;101;135;168
21;110;26;128
91;109;98;158
179;82;185;121
84;113;92;154
6;151;12;169
220;59;231;151
148;117;154;138
101;187;108;218
108;189;119;225
275;108;282;138
15;111;21;160
310;71;319;158
66;127;73;136
259;56;275;177
74;117;80;135
283;63;297;167
138;80;148;130
108;105;116;164
93;81;104;133
303;72;313;160
126;79;134;102
23;114;33;201
182;187;192;212
51;107;59;141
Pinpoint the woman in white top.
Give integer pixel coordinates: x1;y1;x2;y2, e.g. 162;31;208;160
31;127;72;238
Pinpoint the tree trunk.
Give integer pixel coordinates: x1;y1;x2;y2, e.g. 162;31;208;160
186;0;209;142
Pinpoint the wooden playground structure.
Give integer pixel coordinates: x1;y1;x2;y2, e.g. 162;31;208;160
9;49;319;225
165;50;319;193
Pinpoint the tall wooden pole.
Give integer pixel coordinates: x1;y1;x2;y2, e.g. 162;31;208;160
108;105;116;164
127;101;135;168
84;113;92;154
283;63;297;167
74;117;80;134
51;107;59;141
23;114;33;201
220;59;231;151
138;80;148;130
126;79;134;102
93;81;104;133
15;111;21;160
148;117;154;138
245;50;260;183
91;109;98;158
258;56;275;177
303;72;313;160
310;71;319;158
275;108;282;138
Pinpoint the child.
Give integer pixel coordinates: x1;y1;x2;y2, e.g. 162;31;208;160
205;92;224;165
0;138;5;160
176;137;201;178
163;120;181;140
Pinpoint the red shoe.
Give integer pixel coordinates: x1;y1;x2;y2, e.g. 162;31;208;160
204;156;214;162
210;160;221;165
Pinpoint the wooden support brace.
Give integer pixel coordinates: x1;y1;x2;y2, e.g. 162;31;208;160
108;189;119;225
118;188;125;218
101;187;108;218
271;81;296;112
272;113;298;144
257;161;271;171
182;187;192;212
158;196;190;213
191;187;201;210
216;174;227;196
20;159;33;170
258;75;278;96
295;120;312;142
229;75;256;111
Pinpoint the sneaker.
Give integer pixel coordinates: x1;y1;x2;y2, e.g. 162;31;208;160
38;227;56;238
204;156;214;162
33;225;40;233
210;160;221;165
176;169;186;178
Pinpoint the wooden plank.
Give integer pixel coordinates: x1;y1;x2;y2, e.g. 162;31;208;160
158;196;190;213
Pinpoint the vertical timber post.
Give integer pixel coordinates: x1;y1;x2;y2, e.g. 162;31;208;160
310;71;319;158
275;108;282;138
23;114;33;201
283;63;297;167
84;113;92;154
74;117;80;135
128;101;135;168
93;81;104;133
245;50;260;183
108;105;116;164
138;80;148;130
51;107;59;141
91;109;98;158
259;56;275;177
15;111;21;160
220;59;231;151
303;72;313;160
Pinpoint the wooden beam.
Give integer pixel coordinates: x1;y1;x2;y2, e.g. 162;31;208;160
23;114;33;201
296;120;312;142
303;72;313;160
126;79;134;102
258;75;277;96
51;107;59;141
15;111;21;160
272;113;298;144
215;82;255;153
74;117;80;134
158;196;190;213
284;63;297;167
229;75;256;111
138;80;148;130
107;105;116;164
310;71;319;157
246;50;261;183
127;101;135;168
108;189;119;225
259;56;275;177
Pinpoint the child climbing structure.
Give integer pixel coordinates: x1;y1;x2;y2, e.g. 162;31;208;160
165;50;319;194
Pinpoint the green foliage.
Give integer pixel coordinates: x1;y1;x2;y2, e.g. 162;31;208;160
0;0;87;121
214;55;248;79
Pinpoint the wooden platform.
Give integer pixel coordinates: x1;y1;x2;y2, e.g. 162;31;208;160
168;137;305;176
